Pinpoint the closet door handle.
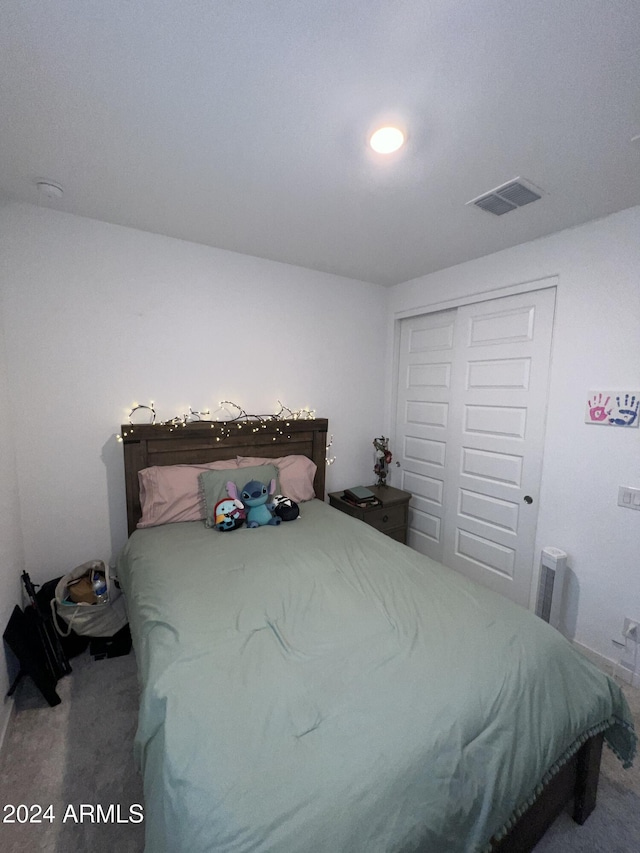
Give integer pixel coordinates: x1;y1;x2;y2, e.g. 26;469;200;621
523;495;533;505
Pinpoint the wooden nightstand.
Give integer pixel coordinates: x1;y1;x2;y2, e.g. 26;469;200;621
328;485;411;544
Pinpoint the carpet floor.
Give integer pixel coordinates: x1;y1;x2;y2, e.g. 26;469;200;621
0;649;638;852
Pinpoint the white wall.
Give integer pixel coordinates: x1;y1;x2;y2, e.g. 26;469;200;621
0;204;387;581
387;206;640;668
0;298;24;744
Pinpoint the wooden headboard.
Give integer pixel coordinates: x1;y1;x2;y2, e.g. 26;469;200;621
121;417;329;535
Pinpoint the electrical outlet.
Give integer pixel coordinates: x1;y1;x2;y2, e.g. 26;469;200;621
623;617;639;641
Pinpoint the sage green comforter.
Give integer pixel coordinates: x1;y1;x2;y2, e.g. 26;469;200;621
117;499;636;853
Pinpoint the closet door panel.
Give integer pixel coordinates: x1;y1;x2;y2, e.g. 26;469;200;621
396;310;456;563
442;288;556;606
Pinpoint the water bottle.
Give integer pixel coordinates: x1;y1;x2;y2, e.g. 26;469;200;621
92;570;108;605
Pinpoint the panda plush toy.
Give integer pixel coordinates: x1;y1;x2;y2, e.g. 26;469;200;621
272;494;300;522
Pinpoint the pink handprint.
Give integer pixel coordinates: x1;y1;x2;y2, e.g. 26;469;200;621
588;393;611;422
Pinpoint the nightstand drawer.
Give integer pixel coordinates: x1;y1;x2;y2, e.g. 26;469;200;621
363;504;406;533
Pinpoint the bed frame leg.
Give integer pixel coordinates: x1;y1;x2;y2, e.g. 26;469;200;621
573;732;604;824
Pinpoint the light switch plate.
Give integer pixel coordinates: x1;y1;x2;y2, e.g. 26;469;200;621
618;486;640;510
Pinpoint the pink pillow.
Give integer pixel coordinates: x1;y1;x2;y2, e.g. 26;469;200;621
236;455;317;502
138;460;238;528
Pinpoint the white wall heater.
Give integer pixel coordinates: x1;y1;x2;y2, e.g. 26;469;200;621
535;547;568;629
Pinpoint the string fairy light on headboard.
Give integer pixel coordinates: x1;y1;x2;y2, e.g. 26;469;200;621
116;400;322;447
127;401;157;424
213;400;316;424
161;406;213;428
326;434;336;466
186;407;211;422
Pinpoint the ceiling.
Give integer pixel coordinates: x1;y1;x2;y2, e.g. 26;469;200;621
2;1;640;287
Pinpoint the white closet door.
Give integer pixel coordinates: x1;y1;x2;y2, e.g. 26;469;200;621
396;309;456;563
396;287;555;606
442;288;555;605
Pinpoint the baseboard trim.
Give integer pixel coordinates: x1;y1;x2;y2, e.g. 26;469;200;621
573;639;640;689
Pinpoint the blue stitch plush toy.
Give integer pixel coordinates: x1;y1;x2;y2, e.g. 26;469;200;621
226;478;281;528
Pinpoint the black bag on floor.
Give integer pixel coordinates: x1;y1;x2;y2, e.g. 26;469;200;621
3;606;62;706
90;624;132;660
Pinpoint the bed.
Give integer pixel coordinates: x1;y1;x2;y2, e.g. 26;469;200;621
117;418;636;853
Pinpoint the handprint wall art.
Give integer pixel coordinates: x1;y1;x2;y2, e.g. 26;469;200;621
585;391;640;427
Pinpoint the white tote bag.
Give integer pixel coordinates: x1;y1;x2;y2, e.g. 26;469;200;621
51;560;128;638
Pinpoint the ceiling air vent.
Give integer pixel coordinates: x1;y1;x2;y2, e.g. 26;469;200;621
467;178;543;216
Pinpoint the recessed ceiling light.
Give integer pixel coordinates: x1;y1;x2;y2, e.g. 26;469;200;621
369;126;405;154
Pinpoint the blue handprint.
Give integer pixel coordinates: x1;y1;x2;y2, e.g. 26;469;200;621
609;394;639;426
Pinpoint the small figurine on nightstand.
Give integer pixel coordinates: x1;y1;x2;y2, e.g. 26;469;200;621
373;435;393;487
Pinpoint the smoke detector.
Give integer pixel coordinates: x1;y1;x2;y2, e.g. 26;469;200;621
467;177;543;216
